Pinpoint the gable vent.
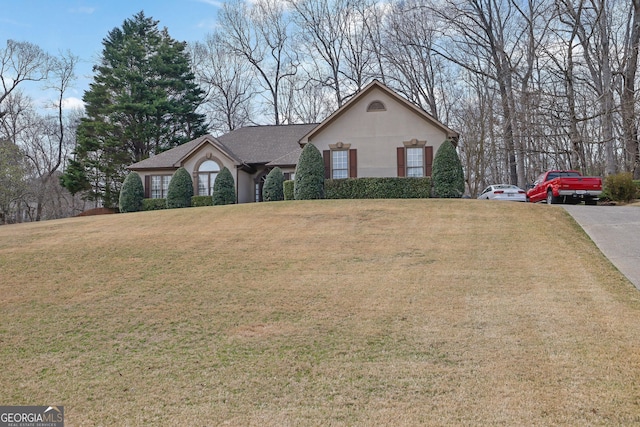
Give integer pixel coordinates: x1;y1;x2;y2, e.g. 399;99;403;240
367;100;386;112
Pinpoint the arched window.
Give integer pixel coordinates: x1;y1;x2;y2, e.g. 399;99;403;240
366;100;386;112
198;160;220;196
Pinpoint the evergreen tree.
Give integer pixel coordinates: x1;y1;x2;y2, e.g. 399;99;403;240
432;140;465;198
119;172;144;213
166;167;193;208
213;167;236;205
294;143;325;200
60;11;207;207
262;167;285;201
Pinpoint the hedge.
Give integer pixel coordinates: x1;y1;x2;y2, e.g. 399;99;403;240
144;196;214;210
325;177;431;199
192;195;213;207
143;198;167;211
603;173;637;202
283;180;295;200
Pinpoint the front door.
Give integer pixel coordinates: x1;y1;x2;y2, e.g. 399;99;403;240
254;172;268;202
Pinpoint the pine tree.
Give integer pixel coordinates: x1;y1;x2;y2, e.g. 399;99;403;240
262;167;285;201
213;167;236;205
432;140;465;198
294;143;325;200
60;11;207;207
166;167;193;208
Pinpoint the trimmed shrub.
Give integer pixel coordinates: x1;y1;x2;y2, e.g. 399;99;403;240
263;167;285;202
432;140;465;198
604;173;637;203
119;172;144;213
213;167;236;205
143;198;167;211
283;180;295;200
325;177;431;199
191;195;213;207
166;167;193;208
294;143;325;200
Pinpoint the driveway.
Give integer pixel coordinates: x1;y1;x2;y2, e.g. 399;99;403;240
563;205;640;290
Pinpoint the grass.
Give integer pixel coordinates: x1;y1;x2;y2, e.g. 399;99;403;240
1;199;640;425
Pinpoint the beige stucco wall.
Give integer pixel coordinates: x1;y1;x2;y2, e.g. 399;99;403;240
237;168;256;203
135;142;252;202
305;86;450;177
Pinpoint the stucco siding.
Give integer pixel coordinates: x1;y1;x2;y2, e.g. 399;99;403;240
307;87;449;177
237;169;255;203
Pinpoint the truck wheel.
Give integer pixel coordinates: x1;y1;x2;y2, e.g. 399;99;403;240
546;190;557;205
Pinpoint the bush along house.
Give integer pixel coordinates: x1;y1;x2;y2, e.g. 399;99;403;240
127;80;459;203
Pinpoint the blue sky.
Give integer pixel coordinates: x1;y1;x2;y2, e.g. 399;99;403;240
0;0;222;110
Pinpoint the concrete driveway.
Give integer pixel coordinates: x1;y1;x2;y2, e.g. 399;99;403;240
563;205;640;290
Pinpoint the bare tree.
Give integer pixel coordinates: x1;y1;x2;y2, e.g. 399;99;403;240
218;0;299;125
21;52;78;221
619;0;640;177
0;40;50;120
382;1;446;119
191;33;255;135
557;0;617;175
289;0;349;107
0;139;29;224
432;0;524;185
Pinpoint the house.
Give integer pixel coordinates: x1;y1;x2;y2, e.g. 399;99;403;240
127;80;459;203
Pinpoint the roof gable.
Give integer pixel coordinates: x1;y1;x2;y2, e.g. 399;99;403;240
299;80;458;144
127;135;239;170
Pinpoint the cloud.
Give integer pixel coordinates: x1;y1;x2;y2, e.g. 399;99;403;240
194;0;224;7
62;97;85;110
196;18;219;31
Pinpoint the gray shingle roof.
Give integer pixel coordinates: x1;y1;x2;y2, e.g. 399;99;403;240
218;124;317;164
128;124;318;170
128;135;219;170
266;148;303;167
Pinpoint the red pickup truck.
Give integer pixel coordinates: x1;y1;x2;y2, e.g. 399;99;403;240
526;170;602;205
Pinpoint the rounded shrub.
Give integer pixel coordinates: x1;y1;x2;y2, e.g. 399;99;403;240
166;167;193;208
432;140;465;198
262;167;285;202
213;166;236;205
604;172;637;203
294;143;325;200
119;172;144;213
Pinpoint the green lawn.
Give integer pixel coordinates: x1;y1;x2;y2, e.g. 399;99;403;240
1;199;639;425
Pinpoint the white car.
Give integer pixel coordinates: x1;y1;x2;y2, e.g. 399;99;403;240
478;184;527;202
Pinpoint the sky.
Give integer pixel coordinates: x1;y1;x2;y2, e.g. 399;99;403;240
0;0;222;111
